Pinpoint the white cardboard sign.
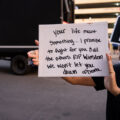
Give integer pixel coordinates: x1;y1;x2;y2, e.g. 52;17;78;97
38;22;109;77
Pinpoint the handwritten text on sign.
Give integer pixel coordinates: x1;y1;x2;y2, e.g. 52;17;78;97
38;22;109;77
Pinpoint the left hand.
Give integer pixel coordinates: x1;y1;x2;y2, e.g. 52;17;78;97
104;54;120;96
27;40;39;65
27;50;39;65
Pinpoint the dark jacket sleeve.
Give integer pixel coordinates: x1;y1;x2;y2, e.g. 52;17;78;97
92;77;105;91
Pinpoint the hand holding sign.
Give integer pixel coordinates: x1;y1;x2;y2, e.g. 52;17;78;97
27;40;39;65
27;28;120;95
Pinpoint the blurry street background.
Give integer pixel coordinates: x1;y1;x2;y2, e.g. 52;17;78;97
0;60;107;120
0;0;120;120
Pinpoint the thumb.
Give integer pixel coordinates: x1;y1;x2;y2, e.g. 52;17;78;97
35;40;39;46
106;53;114;74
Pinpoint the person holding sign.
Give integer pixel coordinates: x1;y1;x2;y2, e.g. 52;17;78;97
28;40;120;120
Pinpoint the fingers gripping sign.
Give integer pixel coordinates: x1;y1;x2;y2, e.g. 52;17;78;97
27;50;39;65
32;50;39;65
35;40;39;46
106;53;115;75
27;40;39;65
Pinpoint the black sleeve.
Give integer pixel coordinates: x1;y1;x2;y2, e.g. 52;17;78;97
112;64;120;97
113;64;120;88
114;94;120;100
92;77;105;91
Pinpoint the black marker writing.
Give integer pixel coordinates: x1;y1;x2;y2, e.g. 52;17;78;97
83;54;103;60
69;47;77;52
71;28;80;34
73;54;82;60
47;49;53;54
84;38;101;44
57;62;72;69
85;63;94;69
78;48;87;53
82;68;101;74
83;30;96;33
63;69;77;75
80;38;82;43
55;55;71;61
55;48;67;55
50;39;75;46
53;29;66;37
47;64;55;69
89;47;99;52
74;62;82;67
45;56;54;61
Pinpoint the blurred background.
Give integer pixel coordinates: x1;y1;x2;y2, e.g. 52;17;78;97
0;0;120;120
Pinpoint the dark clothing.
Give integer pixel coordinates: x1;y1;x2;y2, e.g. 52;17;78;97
92;77;105;90
92;64;120;120
113;44;118;50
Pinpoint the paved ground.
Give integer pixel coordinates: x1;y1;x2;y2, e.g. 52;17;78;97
0;60;107;120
